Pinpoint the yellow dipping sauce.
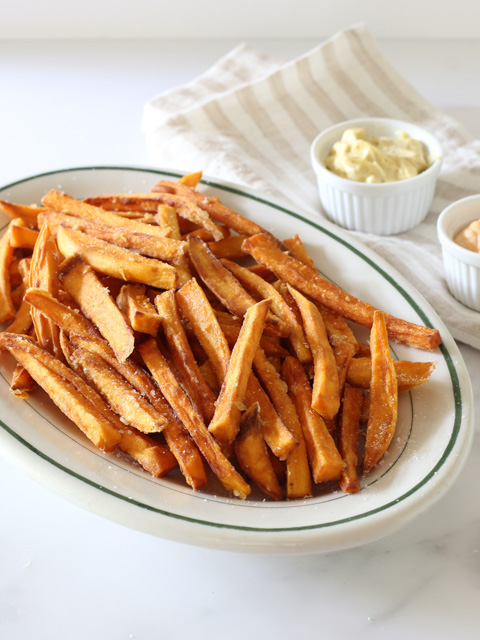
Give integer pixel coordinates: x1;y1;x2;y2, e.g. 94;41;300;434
454;219;480;253
325;128;430;184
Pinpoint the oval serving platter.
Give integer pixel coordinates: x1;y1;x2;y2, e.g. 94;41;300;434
0;166;474;554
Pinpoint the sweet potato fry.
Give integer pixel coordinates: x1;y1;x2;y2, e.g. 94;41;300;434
59;256;135;362
116;284;161;336
0;201;43;228
10;363;37;399
363;311;399;473
317;304;359;392
283;234;316;269
221;257;312;363
139;337;251;498
208;299;271;447
155;289;216;423
234;403;284;500
0;333;121;452
282;356;344;483
242;233;442;351
40;211;186;261
156;204;192;286
219;322;290;359
86;192;225;242
346;357;437;392
9;223;38;250
177;170;203;188
56;227;178;289
252;348;310;499
188;235;289;338
288;285;340;421
208;235;247;261
338;384;363;493
42;190;169;240
4;258;32;335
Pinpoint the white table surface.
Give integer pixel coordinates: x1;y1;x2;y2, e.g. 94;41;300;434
1;37;479;640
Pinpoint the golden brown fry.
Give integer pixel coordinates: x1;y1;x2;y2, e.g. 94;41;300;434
116;284;161;336
177;170;203;188
10;364;36;399
66;345;166;434
188;235;289;338
338;384;363;493
287;285;340;421
221;257;312;363
0;201;44;228
346;357;437;392
234;403;284;501
363;311;399;473
219;322;290;359
208;299;271;447
139;337;251;499
242;233;442;351
56;227;178;289
42;189;169;239
9;223;38;250
40;211;186;261
0;221;16;323
156;204;192;286
0;333;121;452
85;192;225;242
155;289;216;423
60;256;135;362
5;258;32;335
208;235;247;261
282;356;344;483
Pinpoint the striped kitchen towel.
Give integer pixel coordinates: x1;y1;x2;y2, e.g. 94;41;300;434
142;23;480;350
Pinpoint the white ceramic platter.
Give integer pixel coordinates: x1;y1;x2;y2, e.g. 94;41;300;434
0;167;474;554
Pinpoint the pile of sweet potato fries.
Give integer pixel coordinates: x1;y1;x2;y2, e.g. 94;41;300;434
0;171;440;500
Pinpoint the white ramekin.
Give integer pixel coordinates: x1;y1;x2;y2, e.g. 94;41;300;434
310;117;443;235
437;194;480;312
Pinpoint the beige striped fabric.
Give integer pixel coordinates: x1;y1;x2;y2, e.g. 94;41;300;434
142;24;480;349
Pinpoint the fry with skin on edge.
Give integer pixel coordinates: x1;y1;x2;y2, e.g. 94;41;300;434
287;285;340;421
139;338;251;499
56;227;178;290
155;289;216;423
0;333;121;452
208;298;271;448
363;311;399;473
116;284;161;336
242;233;442;352
253;348;310;499
338;384;363;493
282;356;344;484
59;256;135;363
0;221;16;323
346;358;437;392
234;403;284;501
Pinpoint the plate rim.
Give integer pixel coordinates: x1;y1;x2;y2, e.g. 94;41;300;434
0;165;474;549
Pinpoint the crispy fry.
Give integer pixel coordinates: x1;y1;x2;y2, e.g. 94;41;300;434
9;223;39;250
363;311;399;473
221;257;312;363
86;192;225;242
208;299;271;447
208;235;247;260
242;233;442;351
219;322;290;359
234;403;284;501
253;348;310;499
317;304;359;392
155;289;216;423
188;235;289;338
42;189;169;239
283;234;316;269
346;357;437;392
0;201;43;228
0;333;121;452
282;356;344;483
177;170;203;188
287;285;340;421
56;227;178;289
116;284;161;336
338;384;363;493
10;364;36;399
5;258;32;335
40;211;186;261
156;204;192;286
139;337;251;499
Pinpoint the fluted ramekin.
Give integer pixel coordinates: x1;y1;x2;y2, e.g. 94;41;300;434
310;117;443;235
437;194;480;312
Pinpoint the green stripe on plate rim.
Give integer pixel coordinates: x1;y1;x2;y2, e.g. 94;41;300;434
0;166;463;534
